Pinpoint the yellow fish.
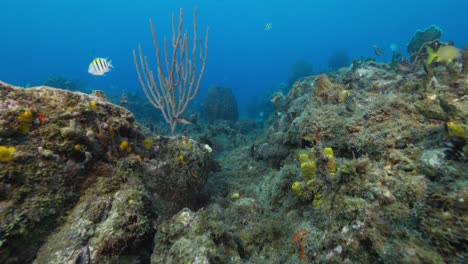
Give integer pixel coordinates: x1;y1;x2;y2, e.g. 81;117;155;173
426;45;463;64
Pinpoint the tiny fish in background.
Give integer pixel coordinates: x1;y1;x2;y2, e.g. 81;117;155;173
373;44;383;56
264;22;272;31
389;43;398;52
257;142;270;159
175;117;193;125
88;58;113;76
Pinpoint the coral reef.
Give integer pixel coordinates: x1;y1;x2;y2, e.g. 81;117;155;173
202;86;239;124
151;208;237;263
1;25;467;263
313;74;345;104
199;40;467;262
270;92;288;112
0;82;213;263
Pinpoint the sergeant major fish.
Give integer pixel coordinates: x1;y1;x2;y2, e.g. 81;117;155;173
88;58;113;76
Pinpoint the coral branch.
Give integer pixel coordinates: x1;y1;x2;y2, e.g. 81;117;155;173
133;8;209;135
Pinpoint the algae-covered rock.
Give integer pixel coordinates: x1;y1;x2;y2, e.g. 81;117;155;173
235;56;466;262
313;74;344;104
151;208;238;264
0;82;213;263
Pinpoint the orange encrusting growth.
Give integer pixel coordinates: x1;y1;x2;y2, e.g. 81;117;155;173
37;112;47;123
292;229;308;261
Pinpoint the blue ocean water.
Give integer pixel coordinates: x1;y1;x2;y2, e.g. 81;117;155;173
1;0;467;114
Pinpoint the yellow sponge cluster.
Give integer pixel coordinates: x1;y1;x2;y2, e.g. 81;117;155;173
312;193;322;208
17;110;33;134
300;161;316;181
0;146;16;162
447;122;467;140
291;181;303;196
323;147;336;175
292;147;338;208
119;140;132;152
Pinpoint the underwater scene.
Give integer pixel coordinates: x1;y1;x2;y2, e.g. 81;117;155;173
1;0;468;263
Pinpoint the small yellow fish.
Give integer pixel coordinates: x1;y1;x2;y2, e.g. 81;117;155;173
426;45;463;64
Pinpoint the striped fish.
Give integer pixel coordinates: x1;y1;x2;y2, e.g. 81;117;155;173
88;58;113;76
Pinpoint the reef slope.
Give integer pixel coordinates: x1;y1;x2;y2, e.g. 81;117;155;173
0;82;212;263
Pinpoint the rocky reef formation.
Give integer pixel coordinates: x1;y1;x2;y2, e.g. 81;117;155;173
201;51;467;262
1;29;467;263
0;82;213;263
202;86;239;124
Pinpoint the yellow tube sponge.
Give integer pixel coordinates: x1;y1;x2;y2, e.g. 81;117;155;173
323;147;334;158
300;161;316;181
312;193;322;208
291;181;303;196
323;147;336;174
0;146;16;162
143;139;154;150
298;153;309;163
18;110;33;134
119;140;132;152
447;122;467;140
306;179;315;190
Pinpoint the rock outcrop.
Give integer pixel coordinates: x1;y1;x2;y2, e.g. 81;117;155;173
0;82;213;263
